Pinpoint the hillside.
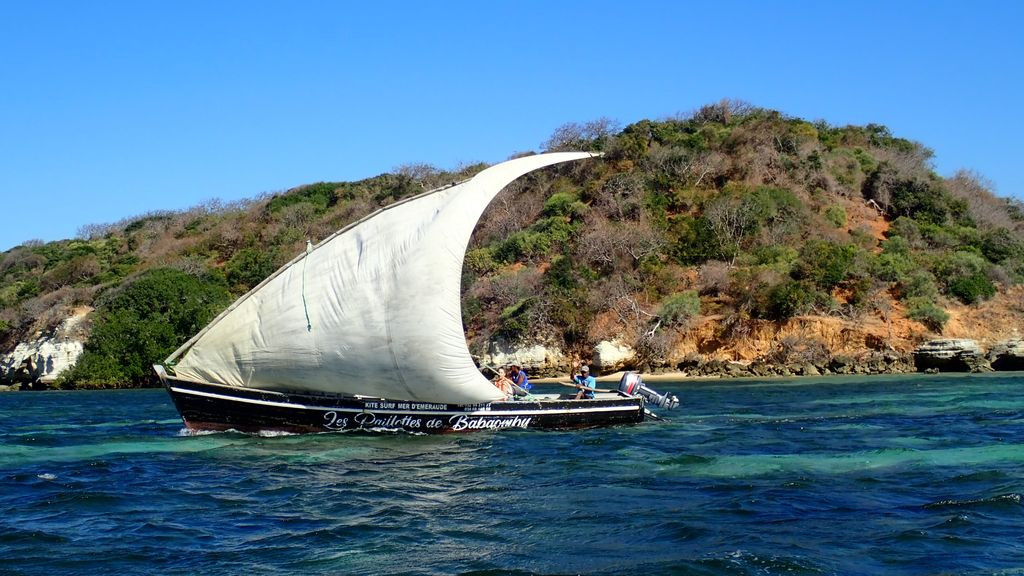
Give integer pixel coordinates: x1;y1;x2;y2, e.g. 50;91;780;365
2;100;1023;388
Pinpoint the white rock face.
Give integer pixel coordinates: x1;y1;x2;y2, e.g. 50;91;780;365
481;342;567;377
593;340;635;372
913;338;986;372
1;340;84;384
913;338;982;359
481;339;639;376
486;344;551;367
1;313;88;385
989;338;1024;370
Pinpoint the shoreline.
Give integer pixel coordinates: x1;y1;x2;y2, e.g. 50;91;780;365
528;368;688;383
530;369;1024;387
531;371;691;385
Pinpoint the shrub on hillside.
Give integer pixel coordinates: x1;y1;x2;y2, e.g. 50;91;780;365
897;270;940;301
981;227;1024;263
932;251;996;304
59;268;231;388
824;205;847;228
658;290;700;327
865;163;949;225
871;250;914;283
497;298;533;340
670;215;733;265
494;230;554;263
543;192;588;219
761;279;824;320
702;185;803;257
906;297;949;333
225;248;280;292
947;272;997;305
266;182;338;214
886;217;923;247
464;248;497;276
794;240;858;290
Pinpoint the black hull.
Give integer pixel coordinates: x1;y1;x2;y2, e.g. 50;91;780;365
160;376;645;434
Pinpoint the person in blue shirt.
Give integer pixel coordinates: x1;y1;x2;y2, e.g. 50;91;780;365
509;365;530;393
571;364;597;400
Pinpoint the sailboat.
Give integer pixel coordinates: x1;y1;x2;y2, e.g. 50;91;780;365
154;152;678;434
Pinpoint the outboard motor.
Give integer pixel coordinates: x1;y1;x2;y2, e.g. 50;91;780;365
618;371;679;410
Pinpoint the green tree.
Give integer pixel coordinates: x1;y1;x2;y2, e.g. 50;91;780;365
60;268;231;388
658;291;700;327
948;273;997;305
981;227;1023;263
898;270;940;300
762;279;822;320
933;251;996;304
794;241;858;290
906;297;949;332
225;248;279;292
824;205;847;228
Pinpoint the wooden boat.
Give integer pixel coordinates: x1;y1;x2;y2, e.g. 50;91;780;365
155;152;678;434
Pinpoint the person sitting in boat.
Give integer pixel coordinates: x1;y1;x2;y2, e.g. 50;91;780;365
508;364;531;393
571;364;597;400
493;367;515;400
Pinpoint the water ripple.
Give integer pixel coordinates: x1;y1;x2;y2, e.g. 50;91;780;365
1;376;1023;575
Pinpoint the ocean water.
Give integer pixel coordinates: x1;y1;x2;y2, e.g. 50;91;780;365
1;374;1023;576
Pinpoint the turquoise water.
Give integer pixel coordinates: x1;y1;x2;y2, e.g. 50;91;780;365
1;373;1023;575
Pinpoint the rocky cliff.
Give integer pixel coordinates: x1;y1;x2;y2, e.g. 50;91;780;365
0;309;89;390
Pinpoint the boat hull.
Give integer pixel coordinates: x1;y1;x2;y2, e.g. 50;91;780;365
160;376;645;434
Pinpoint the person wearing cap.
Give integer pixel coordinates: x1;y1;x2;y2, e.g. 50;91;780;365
571;363;597;400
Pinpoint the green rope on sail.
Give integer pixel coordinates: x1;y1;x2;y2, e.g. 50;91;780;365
302;240;313;331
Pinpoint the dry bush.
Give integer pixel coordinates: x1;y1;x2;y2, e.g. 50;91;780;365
594;172;645;220
275;202;319;231
167;256;210;277
807;171;840;198
474;181;533;243
726;125;785;186
543;118;620;152
12;287;81;337
946;170;1020;233
576;215;665;275
327;197;377;231
202;211;256;261
631;327;676;370
689;99;756;125
872;143;933;178
763;333;831;365
468;267;544;310
718;310;755;342
78;222;120;241
988;265;1014;288
1;249;47;276
40;255;101;290
393;163;450;191
698;260;732;295
591;276;655;328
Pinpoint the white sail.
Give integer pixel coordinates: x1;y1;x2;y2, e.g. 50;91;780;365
169;152;597;405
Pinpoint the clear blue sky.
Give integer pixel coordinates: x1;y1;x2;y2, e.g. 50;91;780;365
2;0;1021;252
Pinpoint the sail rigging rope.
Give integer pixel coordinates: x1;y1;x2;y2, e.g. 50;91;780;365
302;240;313;331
